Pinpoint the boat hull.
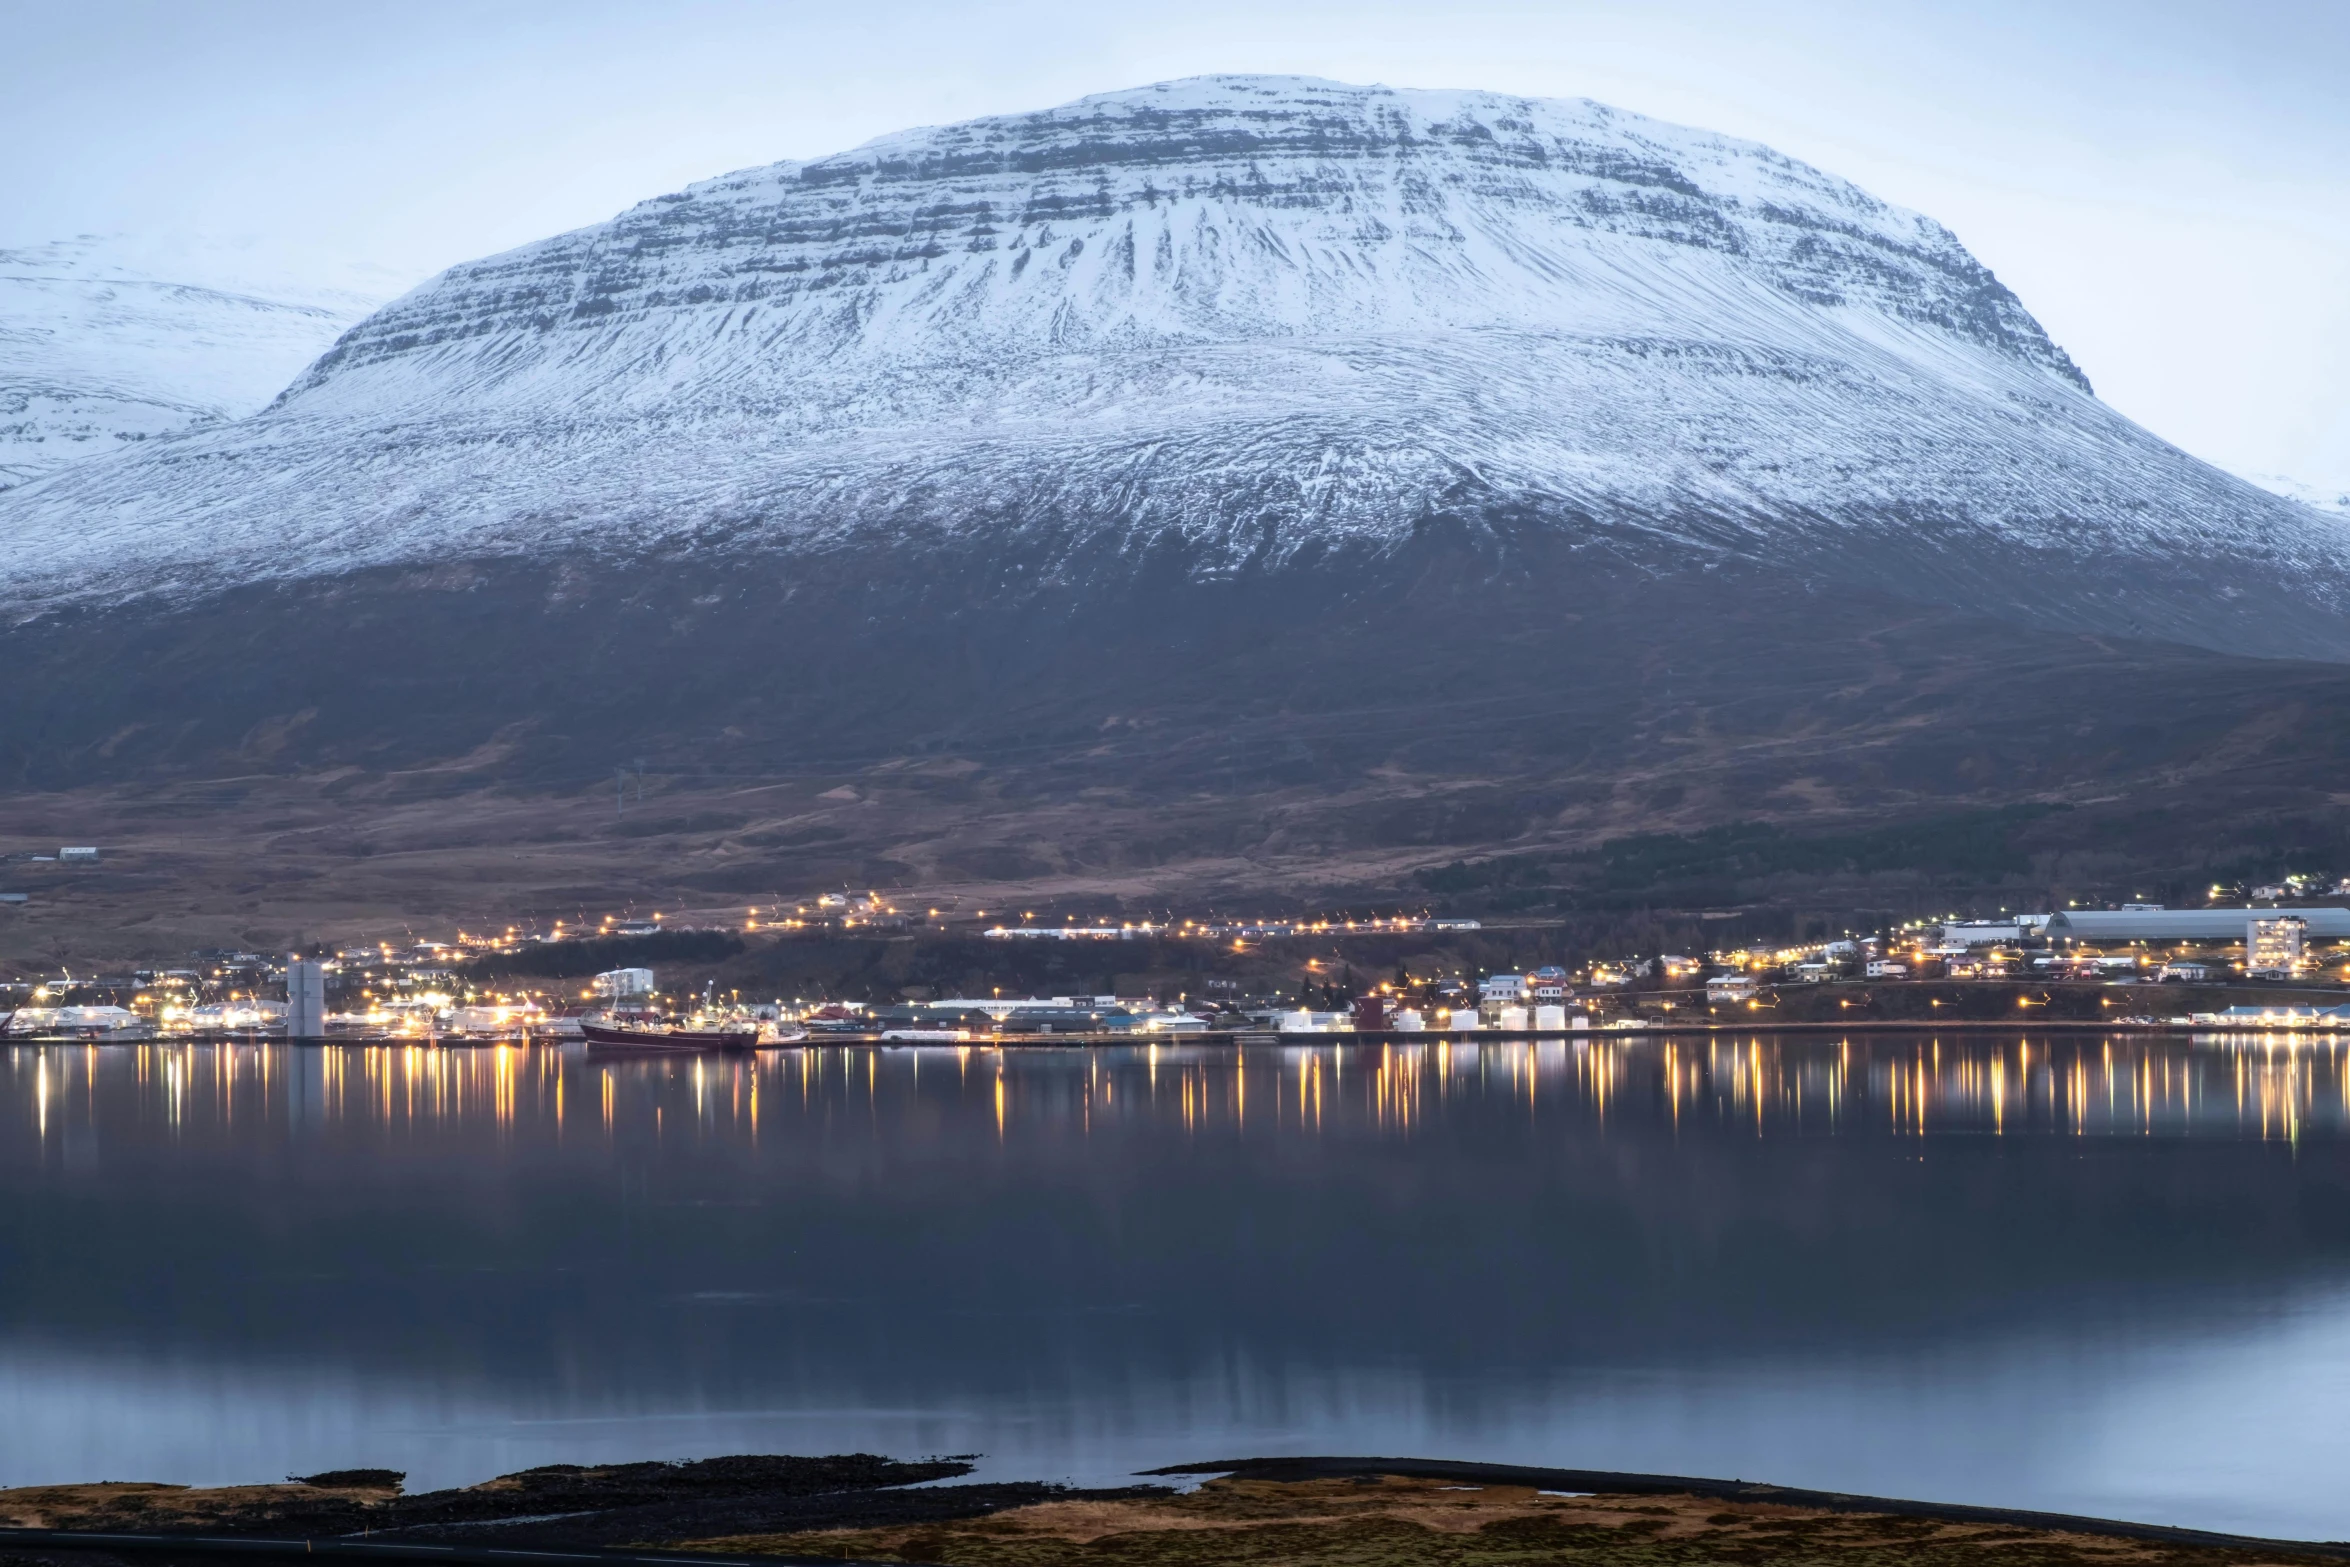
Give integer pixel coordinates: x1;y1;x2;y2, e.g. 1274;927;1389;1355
580;1021;756;1052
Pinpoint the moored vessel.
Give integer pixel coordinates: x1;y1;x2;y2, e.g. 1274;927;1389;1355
581;1017;756;1052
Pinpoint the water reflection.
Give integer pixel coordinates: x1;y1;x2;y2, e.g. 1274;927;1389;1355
1;1034;2348;1538
13;1033;2350;1147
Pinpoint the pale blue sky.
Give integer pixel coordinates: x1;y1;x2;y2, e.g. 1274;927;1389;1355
4;0;2345;490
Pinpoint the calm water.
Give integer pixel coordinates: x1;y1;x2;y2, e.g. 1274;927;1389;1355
5;1035;2350;1536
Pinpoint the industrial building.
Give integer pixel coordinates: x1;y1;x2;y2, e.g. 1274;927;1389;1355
2043;907;2350;942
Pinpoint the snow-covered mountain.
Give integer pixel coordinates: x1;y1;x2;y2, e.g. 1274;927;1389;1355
2243;471;2350;517
3;76;2347;664
0;237;383;489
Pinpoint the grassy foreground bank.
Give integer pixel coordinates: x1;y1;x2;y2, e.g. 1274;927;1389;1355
0;1457;2338;1567
682;1473;2335;1567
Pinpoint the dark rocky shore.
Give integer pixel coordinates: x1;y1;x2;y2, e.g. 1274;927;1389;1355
0;1455;1161;1562
2;1455;2343;1567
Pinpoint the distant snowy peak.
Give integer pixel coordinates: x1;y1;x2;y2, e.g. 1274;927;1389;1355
287;75;2085;410
2243;471;2350;517
0;236;382;486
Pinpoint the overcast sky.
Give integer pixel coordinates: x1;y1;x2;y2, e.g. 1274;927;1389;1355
6;0;2346;491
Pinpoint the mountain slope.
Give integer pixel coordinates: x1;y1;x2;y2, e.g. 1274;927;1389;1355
7;70;2350;926
4;75;2346;662
0;237;379;487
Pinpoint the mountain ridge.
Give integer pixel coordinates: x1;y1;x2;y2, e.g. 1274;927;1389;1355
6;75;2342;663
2244;470;2350;517
0;236;380;489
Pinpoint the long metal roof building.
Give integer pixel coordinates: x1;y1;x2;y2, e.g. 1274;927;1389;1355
2043;908;2350;941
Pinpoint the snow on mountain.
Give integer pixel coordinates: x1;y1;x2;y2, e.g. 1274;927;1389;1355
2243;471;2350;517
4;76;2347;659
0;236;381;487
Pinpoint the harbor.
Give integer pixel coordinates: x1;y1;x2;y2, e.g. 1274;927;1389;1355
13;892;2350;1047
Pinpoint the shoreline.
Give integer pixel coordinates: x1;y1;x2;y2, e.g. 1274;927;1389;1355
4;1454;2346;1563
1154;1456;2350;1556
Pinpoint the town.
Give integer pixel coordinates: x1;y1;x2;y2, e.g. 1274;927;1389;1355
7;868;2350;1042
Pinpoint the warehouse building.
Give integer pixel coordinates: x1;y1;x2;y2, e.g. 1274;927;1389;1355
2043;908;2350;942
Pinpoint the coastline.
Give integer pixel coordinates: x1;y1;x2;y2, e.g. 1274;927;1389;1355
4;1455;2345;1566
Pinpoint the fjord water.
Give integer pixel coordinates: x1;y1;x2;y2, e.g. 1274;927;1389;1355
4;1038;2350;1536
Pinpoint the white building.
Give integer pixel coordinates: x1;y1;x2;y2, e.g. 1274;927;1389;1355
1939;922;2022;947
2249;916;2307;977
592;967;656;998
0;1005;150;1040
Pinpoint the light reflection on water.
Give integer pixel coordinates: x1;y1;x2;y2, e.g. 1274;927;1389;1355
3;1034;2350;1537
17;1033;2350;1144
